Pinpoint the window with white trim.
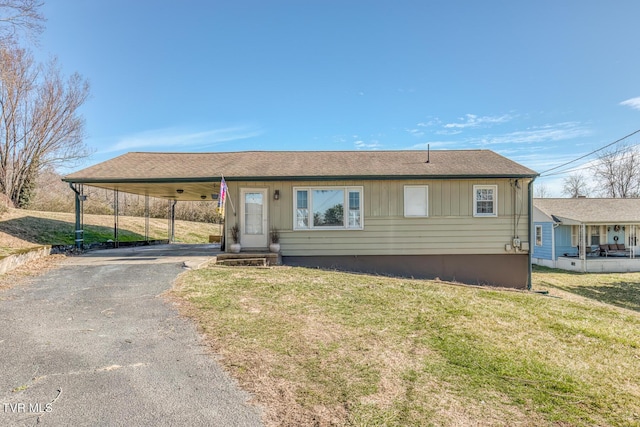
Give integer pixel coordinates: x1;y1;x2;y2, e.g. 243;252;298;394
404;185;429;217
294;187;363;230
589;225;600;246
473;185;498;217
571;225;584;247
535;225;542;246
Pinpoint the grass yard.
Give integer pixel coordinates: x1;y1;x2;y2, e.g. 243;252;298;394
534;265;640;312
172;265;640;427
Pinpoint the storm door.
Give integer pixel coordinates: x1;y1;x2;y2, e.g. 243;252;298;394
240;188;268;248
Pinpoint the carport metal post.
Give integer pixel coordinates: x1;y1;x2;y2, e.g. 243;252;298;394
114;189;119;248
145;194;150;242
69;183;85;250
168;200;176;243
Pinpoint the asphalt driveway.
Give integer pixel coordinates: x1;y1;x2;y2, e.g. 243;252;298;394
0;244;263;426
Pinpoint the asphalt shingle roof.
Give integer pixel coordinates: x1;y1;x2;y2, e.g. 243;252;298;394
64;150;538;182
534;198;640;223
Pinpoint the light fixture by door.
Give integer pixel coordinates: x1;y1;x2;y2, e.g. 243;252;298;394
273;190;280;200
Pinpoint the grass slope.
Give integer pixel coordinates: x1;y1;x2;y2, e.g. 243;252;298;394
0;208;221;256
172;266;640;426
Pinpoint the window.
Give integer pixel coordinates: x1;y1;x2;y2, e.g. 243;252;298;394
244;192;264;235
404;185;429;217
571;225;584;247
590;226;600;246
473;185;498;217
296;190;309;229
294;187;363;230
348;191;361;228
535;225;543;246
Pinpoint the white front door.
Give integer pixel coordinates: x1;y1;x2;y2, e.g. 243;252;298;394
240;188;268;248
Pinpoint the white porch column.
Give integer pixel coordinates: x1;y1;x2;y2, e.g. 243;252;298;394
581;223;587;272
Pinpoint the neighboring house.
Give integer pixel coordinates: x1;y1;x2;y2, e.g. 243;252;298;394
533;198;640;272
63;150;538;288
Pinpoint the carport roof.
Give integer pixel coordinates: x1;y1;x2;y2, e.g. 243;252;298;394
63;150;538;200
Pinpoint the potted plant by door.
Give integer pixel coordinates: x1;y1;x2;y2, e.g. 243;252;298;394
269;227;280;253
230;224;241;253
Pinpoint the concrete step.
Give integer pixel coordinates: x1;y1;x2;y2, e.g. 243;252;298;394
217;257;267;267
215;252;280;267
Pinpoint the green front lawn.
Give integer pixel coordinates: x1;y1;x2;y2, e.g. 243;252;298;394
172;266;640;426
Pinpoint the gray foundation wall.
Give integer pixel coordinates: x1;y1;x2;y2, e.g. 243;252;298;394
283;254;530;289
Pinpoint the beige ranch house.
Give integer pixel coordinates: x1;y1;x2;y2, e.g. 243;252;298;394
63;150;538;288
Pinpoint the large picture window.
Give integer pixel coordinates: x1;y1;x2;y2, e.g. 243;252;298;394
473;185;498;217
294;187;363;230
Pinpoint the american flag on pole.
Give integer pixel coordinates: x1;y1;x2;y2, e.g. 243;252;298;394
218;176;227;209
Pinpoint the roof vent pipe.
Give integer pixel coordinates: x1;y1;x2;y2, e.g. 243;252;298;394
425;144;430;163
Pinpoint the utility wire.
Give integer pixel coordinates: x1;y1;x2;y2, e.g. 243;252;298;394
542;141;640;177
539;128;640;177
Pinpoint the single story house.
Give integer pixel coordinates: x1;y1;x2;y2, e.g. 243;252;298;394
63;150;538;288
533;198;640;272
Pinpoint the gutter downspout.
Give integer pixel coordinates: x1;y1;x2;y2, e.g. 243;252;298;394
552;222;560;267
527;178;535;291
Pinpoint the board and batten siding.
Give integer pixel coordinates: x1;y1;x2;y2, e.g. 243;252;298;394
225;178;531;256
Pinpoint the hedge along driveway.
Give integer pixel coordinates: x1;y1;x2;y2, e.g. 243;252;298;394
0;244;262;426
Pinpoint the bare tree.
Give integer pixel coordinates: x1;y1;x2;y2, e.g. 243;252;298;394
562;172;590;198
0;0;45;46
591;145;640;198
0;45;90;207
534;182;550;198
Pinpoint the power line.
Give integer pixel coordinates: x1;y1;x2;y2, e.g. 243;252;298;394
542;141;640;177
539;128;640;177
542;164;591;178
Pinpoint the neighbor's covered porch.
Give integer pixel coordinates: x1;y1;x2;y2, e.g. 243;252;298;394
557;221;639;273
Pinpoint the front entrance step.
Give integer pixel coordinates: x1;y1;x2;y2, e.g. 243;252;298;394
215;252;280;267
218;257;267;267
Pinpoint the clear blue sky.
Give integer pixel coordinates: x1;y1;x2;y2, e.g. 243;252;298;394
36;0;640;195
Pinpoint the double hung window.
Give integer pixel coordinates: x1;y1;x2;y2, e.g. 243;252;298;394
589;226;601;246
473;185;498;217
535;225;543;246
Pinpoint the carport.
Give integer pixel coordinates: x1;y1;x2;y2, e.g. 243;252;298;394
62;153;228;249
